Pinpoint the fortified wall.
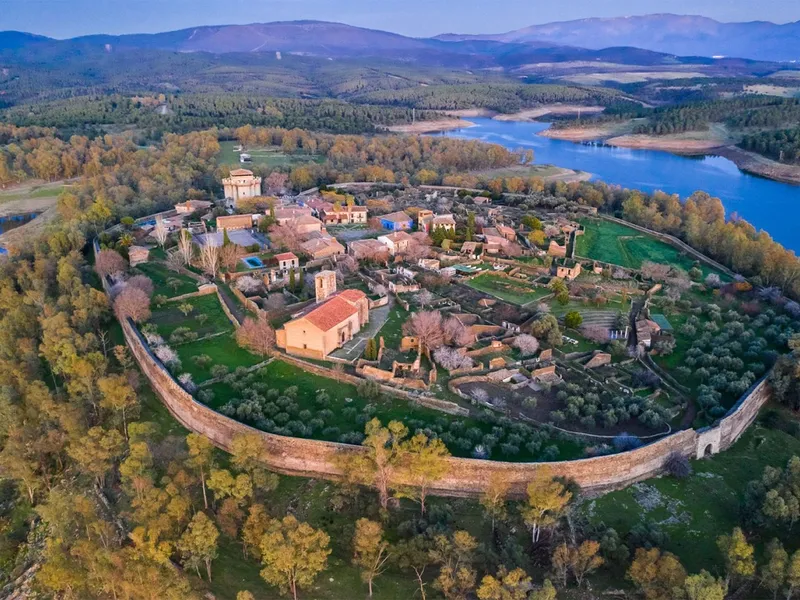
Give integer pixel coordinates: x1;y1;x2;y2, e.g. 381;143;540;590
123;314;772;497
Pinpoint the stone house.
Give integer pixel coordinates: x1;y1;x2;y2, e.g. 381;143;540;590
217;214;254;231
548;240;567;257
301;237;345;260
379;211;413;231
274;206;314;224
273;252;299;273
377;231;413;255
555;261;582;281
348;239;389;262
319;204;368;225
175;199;213;214
277;287;370;359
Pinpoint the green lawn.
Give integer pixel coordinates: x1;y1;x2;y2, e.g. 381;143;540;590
377;302;408;349
576;218;723;277
218;141;323;168
465;273;550;305
584;419;800;574
0;183;66;204
135;262;197;298
149;293;234;339
176;335;264;383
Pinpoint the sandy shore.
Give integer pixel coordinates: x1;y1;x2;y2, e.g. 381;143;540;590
539;125;623;141
0;195;58;218
716;147;800;186
388;118;474;134
495;105;605;122
605;134;727;154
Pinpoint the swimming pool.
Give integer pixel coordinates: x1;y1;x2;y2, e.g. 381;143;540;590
242;256;264;269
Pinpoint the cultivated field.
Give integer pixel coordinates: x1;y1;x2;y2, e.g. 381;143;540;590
465;272;551;305
218;141;323;168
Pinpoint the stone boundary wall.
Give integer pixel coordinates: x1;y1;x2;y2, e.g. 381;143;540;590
165;285;216;304
125;310;772;496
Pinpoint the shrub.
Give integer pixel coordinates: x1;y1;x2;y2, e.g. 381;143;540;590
210;364;229;379
613;433;642;452
564;311;583;329
192;354;213;368
178;373;196;392
357;380;382;400
664;451;692;479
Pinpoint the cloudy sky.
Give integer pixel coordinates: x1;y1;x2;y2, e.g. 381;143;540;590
4;0;800;38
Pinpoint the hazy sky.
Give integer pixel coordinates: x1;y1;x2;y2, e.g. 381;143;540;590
4;0;800;38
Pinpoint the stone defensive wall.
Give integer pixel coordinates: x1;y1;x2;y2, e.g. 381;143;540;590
124;312;772;497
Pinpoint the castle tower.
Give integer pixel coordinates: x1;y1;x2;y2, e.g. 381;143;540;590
315;270;337;303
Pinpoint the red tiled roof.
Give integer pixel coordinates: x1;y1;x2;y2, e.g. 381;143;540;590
382;231;413;243
337;289;367;303
302;296;359;331
229;168;253;176
274;252;298;261
381;211;412;223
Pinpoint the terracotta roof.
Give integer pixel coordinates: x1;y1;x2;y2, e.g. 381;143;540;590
302;237;344;254
432;214;456;225
229;168;254;176
294;215;322;226
274;252;298;261
337;289;367;304
381;211;412;223
382;231;413;243
301;296;360;331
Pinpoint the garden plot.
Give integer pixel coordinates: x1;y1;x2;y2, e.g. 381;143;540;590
204;359;585;462
135;262;198;298
148;293;234;340
576;218;723;277
465;272;551;306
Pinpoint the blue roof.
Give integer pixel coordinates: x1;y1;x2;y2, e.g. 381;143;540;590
0;247;8;255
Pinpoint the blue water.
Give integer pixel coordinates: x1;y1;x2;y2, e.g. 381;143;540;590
443;118;800;252
0;213;38;234
242;256;264;269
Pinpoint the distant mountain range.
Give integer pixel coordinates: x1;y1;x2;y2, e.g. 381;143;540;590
1;15;798;63
436;14;800;63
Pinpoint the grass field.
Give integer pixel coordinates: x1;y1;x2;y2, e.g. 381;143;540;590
134;262;197;298
218;141;324;168
176;335;264;383
466;273;551;305
576;218;721;276
584;416;800;574
149;293;234;339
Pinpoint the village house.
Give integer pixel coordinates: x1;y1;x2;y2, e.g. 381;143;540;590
348;239;389;261
273;252;299;273
377;231;413;255
175;199;213;214
217;214;255;231
555;261;582;281
292;214;324;235
495;224;517;242
481;227;511;248
474;196;492;205
416;209;434;232
301;236;345;260
319;204;368;225
379;211;413;231
128;246;150;267
430;214;457;234
222;169;262;207
274;206;313;224
276;272;370;359
418;258;441;271
460;241;481;259
636;319;662;349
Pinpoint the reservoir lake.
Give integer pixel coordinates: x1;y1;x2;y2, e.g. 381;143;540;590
443;118;800;252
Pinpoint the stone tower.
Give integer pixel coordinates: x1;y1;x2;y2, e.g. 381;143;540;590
315;270;337;303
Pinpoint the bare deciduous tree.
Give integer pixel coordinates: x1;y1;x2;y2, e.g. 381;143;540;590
199;244;219;279
166;250;184;272
235;313;276;356
95;249;128;279
269;221;304;253
126;275;154;298
403;311;445;356
236;276;262;294
114;286;151;323
640;261;672;282
513;334;540;356
581;325;610;344
153;217;169;248
220;244;245;272
433;347;473;371
177;229;195;266
443;317;473;347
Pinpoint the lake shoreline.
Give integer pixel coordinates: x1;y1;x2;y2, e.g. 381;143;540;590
542;127;800;186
